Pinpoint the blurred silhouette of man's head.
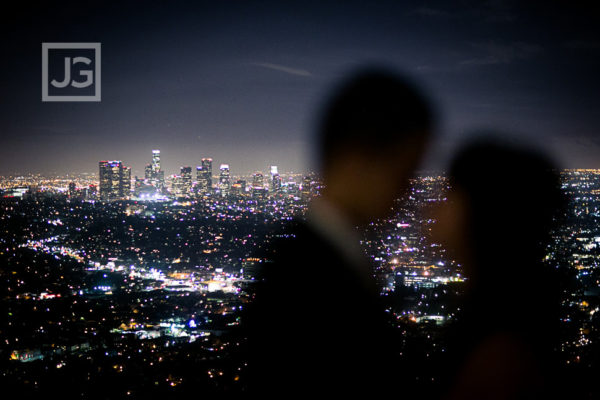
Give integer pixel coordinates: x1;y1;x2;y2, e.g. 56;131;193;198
316;67;435;225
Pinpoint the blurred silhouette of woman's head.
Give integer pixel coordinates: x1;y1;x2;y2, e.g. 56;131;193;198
432;137;565;323
432;137;568;399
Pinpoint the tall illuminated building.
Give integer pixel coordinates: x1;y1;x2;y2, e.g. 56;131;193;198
219;164;231;196
145;150;165;190
152;150;161;174
203;158;213;188
171;174;185;196
196;158;213;194
195;166;203;194
123;166;131;196
99;161;131;200
180;166;192;195
270;165;281;193
251;172;266;198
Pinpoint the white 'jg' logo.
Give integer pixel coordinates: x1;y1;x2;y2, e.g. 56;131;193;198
50;56;94;89
42;43;101;102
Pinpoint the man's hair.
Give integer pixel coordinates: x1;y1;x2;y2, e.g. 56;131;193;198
317;67;435;164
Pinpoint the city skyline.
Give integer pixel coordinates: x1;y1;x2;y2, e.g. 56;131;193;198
0;152;309;178
1;1;600;175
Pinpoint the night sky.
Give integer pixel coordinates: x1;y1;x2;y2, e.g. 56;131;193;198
1;1;599;176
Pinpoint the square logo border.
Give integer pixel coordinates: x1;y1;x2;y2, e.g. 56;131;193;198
42;42;101;102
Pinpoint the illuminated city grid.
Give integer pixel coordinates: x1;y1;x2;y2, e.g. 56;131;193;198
1;151;599;396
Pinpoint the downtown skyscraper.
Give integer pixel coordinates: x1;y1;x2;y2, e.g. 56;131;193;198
181;166;193;195
99;161;131;200
219;164;231;196
145;150;165;190
196;158;213;194
271;165;281;193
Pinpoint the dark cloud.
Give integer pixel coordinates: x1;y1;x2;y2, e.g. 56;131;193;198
459;41;543;67
250;63;313;77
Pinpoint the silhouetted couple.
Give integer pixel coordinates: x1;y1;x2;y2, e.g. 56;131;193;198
238;67;565;398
